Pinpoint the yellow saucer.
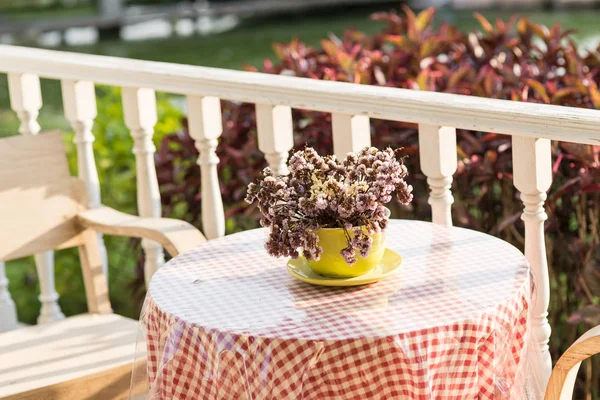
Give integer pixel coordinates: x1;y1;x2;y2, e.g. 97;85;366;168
286;249;402;287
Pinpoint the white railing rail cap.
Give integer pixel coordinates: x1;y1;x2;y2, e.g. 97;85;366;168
1;45;599;145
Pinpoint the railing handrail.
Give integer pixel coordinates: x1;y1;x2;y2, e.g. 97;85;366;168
1;44;599;145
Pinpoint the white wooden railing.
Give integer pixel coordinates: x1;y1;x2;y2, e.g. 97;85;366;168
0;45;599;394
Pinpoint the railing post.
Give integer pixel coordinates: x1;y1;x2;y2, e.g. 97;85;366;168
61;80;108;276
255;104;293;176
331;113;371;160
122;87;164;287
513;135;553;393
8;72;65;325
186;95;225;239
418;124;457;226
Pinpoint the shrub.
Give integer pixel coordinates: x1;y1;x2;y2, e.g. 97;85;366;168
157;7;600;396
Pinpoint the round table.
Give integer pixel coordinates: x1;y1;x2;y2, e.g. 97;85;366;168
139;220;534;400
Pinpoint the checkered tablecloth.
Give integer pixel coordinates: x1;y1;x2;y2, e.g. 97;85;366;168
139;220;534;399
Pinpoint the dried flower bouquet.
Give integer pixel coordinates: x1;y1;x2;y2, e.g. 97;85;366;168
246;147;413;266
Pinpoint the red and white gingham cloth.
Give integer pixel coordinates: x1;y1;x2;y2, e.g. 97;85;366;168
139;220;533;399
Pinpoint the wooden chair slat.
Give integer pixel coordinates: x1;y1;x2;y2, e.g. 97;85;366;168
0;132;84;261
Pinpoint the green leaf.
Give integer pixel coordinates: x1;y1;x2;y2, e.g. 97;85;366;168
383;34;407;48
565;51;579;75
320;39;338;59
517;17;528;36
448;66;471;88
484;73;494;96
271;43;287;60
420;38;438;58
473;12;493;33
588;81;600;108
337;51;355;75
416;69;429;90
415;7;436;32
525;79;550;103
551;88;580;105
528;21;549;40
402;5;419;41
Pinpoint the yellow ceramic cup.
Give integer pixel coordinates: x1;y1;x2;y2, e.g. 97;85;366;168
306;227;386;278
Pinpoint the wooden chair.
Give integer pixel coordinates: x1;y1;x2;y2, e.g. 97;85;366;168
0;131;206;400
544;325;600;399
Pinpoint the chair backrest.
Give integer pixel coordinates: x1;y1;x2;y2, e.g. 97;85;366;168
0;131;86;261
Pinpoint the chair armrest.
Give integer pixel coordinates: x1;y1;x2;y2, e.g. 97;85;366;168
78;206;206;257
545;325;600;399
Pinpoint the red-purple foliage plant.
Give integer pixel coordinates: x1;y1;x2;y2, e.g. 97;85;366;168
155;7;600;395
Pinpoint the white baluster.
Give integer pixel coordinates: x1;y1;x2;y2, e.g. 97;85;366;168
186;95;225;240
331;113;371;160
61;80;108;275
418;124;457;226
35;252;64;323
512;135;553;393
256;104;293;176
0;262;18;332
122;87;164;287
8;73;41;136
8;73;65;324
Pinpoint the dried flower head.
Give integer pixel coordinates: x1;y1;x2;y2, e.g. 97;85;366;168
245;146;413;265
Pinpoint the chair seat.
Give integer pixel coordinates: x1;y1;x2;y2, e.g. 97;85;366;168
0;313;144;398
